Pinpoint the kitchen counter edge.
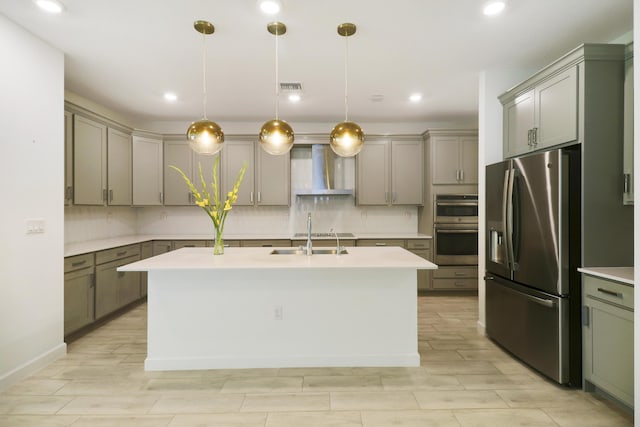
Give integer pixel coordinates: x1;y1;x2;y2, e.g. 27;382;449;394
65;233;433;257
578;267;634;286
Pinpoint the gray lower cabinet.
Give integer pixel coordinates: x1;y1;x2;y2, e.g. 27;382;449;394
173;240;207;249
95;245;141;320
240;239;291;247
432;266;478;291
406;239;432;291
63;253;95;336
152;240;173;255
582;275;634;408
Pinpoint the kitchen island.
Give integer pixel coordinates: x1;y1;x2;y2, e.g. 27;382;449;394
118;246;436;371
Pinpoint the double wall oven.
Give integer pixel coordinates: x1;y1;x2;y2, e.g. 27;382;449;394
434;194;478;266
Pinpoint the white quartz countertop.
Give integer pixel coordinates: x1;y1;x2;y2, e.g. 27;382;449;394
65;233;432;257
118;246;438;271
577;267;634;286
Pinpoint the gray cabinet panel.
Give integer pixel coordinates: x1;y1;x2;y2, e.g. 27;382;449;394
107;128;132;205
257;147;290;206
164;140;193;205
64;266;95;335
95;255;140;319
357;140;388;205
391;141;423;205
64;111;73;205
132;135;163;205
222;141;255;206
73;115;107;205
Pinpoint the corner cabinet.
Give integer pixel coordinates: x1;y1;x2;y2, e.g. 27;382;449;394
582;274;634;408
356;139;423;206
221;140;290;207
132;134;163;206
427;131;478;185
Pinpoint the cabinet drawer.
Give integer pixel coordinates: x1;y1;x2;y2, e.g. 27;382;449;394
432;278;477;290
64;253;95;273
583;275;634;310
240;239;291;247
96;244;141;265
153;240;173;255
433;266;478;279
173;240;207;249
209;239;240;248
356;239;405;247
406;239;431;250
407;249;431;261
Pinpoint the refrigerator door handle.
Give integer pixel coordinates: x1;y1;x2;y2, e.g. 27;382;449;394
522;292;557;309
504;168;515;271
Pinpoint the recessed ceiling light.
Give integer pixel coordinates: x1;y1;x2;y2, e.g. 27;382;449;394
34;0;65;14
483;1;506;16
163;92;177;102
409;93;423;102
259;0;281;15
288;94;301;102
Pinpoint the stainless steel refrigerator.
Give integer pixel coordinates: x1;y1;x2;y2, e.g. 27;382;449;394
485;147;581;386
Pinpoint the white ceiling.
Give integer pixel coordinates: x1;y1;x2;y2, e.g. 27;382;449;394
0;0;633;127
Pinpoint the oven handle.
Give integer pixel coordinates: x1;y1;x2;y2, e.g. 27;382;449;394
436;202;478;207
435;229;478;233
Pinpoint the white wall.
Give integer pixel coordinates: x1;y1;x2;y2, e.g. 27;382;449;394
633;0;639;418
0;15;66;389
477;68;537;332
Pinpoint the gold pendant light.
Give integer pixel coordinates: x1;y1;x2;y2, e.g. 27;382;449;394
259;22;294;155
187;20;224;155
329;23;364;157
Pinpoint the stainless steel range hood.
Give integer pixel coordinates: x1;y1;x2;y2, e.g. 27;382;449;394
295;145;354;196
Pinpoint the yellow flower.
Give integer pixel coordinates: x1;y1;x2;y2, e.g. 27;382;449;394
212;211;219;220
224;200;232;211
196;199;208;208
227;191;233;199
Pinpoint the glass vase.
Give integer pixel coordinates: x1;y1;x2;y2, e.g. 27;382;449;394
213;233;224;255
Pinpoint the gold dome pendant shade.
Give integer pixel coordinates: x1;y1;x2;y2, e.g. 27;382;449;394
330;23;364;157
187;20;224;155
259;21;295;155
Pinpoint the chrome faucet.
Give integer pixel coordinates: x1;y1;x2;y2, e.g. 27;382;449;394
330;228;341;255
306;213;312;256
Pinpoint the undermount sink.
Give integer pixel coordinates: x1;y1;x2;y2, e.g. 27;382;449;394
270;248;349;255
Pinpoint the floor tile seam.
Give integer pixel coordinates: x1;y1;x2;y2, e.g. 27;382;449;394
450;407;562;426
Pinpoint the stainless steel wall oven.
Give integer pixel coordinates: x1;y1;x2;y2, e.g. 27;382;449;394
434;195;478;266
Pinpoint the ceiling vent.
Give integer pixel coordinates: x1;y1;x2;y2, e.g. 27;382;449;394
280;82;303;92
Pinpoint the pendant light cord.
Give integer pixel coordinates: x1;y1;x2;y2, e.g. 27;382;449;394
202;31;208;120
275;26;280;120
344;33;349;122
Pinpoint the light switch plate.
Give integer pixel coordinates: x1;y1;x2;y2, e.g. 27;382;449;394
26;218;45;234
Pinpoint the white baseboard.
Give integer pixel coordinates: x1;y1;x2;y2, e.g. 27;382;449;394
0;343;67;392
476;320;486;336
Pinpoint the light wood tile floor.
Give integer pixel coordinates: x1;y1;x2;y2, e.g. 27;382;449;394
0;295;633;426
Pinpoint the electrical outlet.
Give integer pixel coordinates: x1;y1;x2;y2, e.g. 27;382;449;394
274;305;283;320
25;218;45;234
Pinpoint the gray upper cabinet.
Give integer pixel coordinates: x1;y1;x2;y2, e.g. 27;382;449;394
64;111;73;205
107;128;132;206
357;140;389;205
391;140;424;204
503;67;578;158
357;139;423;206
256;144;290;206
428;131;478;185
132;134;163;206
221;141;289;207
222;141;255;206
623;44;634;205
164;138;218;206
73;114;107;205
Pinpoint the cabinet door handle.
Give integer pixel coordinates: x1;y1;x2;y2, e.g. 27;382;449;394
384;191;388;203
90;273;95;288
527;129;532;147
109;189;113;202
375;242;387;246
116;251;127;257
65;186;73;200
532;127;538;145
460;170;464;182
159;192;164;203
624;173;631;194
257;191;261;203
597;288;623;298
582;306;590;327
71;260;87;267
392;192;397;202
454;272;468;277
250;191;254;203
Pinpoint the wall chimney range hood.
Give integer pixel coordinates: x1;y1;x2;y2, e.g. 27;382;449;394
295;145;354;196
